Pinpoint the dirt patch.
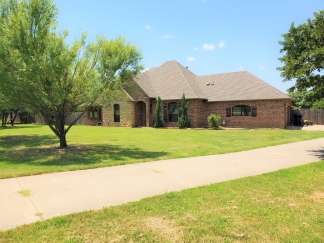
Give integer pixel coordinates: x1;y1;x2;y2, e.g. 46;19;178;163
288;203;299;207
50;146;82;152
145;216;183;242
309;191;324;201
186;214;198;222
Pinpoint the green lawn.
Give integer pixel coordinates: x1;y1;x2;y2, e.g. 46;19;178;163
1;161;323;242
0;124;323;178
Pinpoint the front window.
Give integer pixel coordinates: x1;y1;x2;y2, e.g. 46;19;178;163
114;104;120;122
168;102;178;122
88;108;99;119
232;105;251;116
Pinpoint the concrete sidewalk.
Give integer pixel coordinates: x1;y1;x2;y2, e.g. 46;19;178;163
1;138;323;231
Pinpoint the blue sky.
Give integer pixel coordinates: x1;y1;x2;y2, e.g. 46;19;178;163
55;0;323;93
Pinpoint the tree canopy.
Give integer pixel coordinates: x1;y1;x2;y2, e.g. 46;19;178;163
288;90;324;110
0;0;143;147
277;10;324;104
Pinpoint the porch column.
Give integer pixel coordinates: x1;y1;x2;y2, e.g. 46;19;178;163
133;102;136;127
145;99;150;127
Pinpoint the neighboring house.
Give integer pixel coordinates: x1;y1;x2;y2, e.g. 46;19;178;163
84;60;293;128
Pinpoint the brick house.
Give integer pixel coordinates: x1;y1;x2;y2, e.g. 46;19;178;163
84;60;293;128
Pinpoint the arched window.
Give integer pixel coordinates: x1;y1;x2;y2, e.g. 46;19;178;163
232;105;251;116
114;104;120;122
168;102;178;122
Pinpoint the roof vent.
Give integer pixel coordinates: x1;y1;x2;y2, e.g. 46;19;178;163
206;82;210;86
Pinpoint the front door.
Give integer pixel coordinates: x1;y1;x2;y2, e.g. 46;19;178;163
135;101;146;126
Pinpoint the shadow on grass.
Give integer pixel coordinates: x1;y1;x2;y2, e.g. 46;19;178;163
0;124;41;130
0;134;57;148
0;134;168;167
307;148;324;160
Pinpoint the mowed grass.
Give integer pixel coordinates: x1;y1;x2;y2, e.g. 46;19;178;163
0;124;323;178
1;161;323;242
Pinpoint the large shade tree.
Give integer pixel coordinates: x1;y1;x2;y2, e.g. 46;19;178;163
0;0;142;147
277;10;324;104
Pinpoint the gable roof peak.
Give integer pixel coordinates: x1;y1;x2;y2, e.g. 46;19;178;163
135;60;206;100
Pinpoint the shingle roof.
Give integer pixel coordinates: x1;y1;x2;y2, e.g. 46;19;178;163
135;72;156;97
135;61;206;100
134;61;290;101
197;71;290;101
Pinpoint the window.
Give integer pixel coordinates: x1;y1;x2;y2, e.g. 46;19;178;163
168;102;178;122
226;107;231;117
163;104;168;122
88;108;100;119
251;106;257;117
232;105;251;116
178;102;182;118
114;104;120;122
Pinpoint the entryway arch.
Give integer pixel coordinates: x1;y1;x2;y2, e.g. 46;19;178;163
135;101;146;127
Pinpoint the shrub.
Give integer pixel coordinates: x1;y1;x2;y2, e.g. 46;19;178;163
207;114;221;128
178;94;190;129
152;96;164;128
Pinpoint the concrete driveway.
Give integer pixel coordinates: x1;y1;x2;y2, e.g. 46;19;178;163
1;138;323;231
286;125;324;131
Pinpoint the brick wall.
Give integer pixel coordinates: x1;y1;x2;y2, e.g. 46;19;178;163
123;79;152;127
102;100;135;127
123;80;147;100
82;109;102;126
149;99;290;128
150;99;205;128
188;99;206;127
205;99;290;128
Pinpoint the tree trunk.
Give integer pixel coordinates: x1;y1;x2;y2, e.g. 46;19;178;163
1;111;8;127
59;134;67;148
9;111;18;126
57;117;68;148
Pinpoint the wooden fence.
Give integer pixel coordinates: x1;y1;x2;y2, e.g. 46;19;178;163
34;112;84;125
34;115;46;124
293;109;324;125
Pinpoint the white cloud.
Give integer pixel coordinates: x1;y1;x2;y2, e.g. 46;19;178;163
238;65;245;71
252;65;265;69
145;25;151;30
187;57;195;61
162;35;173;39
202;43;215;51
218;41;225;48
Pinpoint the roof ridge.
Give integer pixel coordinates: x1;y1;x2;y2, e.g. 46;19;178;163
174;61;201;98
198;70;247;77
